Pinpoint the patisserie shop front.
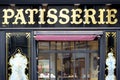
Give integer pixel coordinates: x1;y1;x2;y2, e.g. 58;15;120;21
0;1;120;80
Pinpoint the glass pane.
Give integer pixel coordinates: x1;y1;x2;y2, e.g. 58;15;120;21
38;42;49;51
89;53;99;80
6;32;30;80
74;53;86;80
38;40;99;80
38;53;50;80
89;41;99;80
50;53;56;80
38;53;56;80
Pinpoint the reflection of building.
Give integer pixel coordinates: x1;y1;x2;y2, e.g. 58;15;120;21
0;0;120;80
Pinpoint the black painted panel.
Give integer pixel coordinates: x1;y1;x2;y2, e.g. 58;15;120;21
0;31;6;80
116;31;120;80
0;0;120;4
0;4;120;28
99;33;106;80
30;31;37;80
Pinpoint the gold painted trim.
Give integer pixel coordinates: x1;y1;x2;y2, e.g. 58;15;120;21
106;32;116;38
6;33;11;80
8;48;29;80
6;32;31;80
105;32;116;80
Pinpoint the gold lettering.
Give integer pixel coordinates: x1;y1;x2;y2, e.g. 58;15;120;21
98;9;105;24
83;9;97;24
25;9;38;24
47;8;58;24
38;9;46;24
13;9;26;24
2;9;14;24
2;8;119;25
106;9;118;24
59;9;70;24
71;9;82;24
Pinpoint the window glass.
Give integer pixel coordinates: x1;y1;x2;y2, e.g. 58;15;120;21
38;41;99;80
6;32;30;80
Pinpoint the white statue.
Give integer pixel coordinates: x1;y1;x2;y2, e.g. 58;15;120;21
9;49;28;80
105;52;116;80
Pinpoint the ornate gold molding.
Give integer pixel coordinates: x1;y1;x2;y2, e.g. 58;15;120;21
105;32;116;80
8;48;28;80
106;32;116;38
6;32;31;80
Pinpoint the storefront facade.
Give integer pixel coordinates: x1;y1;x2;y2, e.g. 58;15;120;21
0;0;120;80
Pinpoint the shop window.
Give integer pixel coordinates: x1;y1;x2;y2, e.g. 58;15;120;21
37;41;99;80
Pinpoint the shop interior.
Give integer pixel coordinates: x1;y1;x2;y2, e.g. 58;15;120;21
37;40;99;80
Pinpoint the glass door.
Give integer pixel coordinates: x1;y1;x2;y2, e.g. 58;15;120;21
37;41;99;80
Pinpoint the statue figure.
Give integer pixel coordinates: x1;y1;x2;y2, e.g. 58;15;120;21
9;49;28;80
105;52;116;80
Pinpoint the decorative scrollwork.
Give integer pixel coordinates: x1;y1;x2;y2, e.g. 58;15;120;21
105;31;116;80
105;50;116;80
8;48;28;80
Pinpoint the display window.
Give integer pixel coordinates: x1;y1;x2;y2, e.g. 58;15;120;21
37;40;99;80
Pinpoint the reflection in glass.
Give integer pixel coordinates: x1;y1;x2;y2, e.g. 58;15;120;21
38;53;56;80
38;41;99;80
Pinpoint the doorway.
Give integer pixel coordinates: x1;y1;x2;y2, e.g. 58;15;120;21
37;41;99;80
